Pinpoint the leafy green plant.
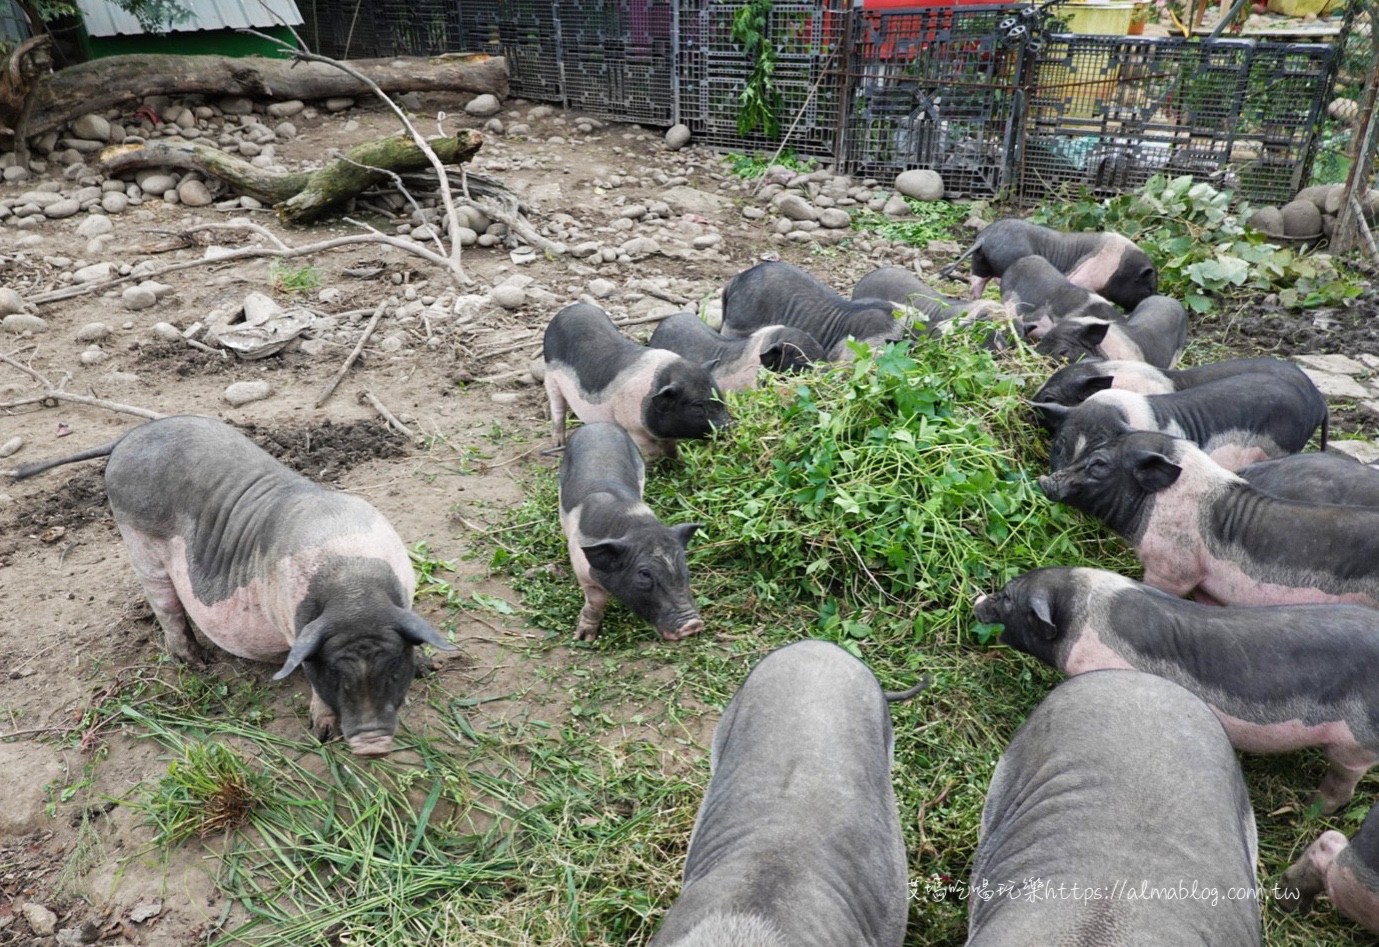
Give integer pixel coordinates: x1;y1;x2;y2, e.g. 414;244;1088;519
724;149;815;179
136;738;270;844
852;198;972;248
1033;174;1363;312
269;261;324;296
731;0;783;139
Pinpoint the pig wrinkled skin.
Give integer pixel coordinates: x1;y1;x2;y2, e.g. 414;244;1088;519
1280;805;1379;933
953;218;1158;310
647;311;823;391
1240;452;1379;508
968;670;1261;947
1039;429;1379;607
649;640;914;947
543;302;730;460
1034;355;1314;408
721;261;907;360
976;566;1379;813
12;416;453;757
1034;369;1327;472
999;255;1127;340
559;423;703;642
1033;294;1188;369
851;265;1020;348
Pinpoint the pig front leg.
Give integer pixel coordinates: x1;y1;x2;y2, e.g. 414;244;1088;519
576;584;610;642
1279;830;1348;913
309;688;340;743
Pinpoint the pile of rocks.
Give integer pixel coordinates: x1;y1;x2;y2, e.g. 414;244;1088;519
1245;182;1379;242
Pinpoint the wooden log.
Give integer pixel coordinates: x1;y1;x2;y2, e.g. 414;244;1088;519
99;130;483;224
3;52;507;141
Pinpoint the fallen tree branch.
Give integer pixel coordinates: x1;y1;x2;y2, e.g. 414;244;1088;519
6;52;508;140
0;351;165;420
316;301;387;408
359;389;414;439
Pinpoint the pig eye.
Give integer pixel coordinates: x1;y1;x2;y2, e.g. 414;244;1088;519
1086;457;1110;476
635;568;654;590
692;402;706;416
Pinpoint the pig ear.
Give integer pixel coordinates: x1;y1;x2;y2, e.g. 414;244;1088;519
274;616;330;680
1029;401;1071;430
582;538;631;573
1078;375;1116;398
1028;590;1058;639
701;358;719;376
396;610;456;651
758;342;784;368
671;522;702;548
652;383;680;405
1127;449;1182;491
1077;321;1112;346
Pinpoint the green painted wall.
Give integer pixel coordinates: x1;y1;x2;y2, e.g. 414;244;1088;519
80;24;298;59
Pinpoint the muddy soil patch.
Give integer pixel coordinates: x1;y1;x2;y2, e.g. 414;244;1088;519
1200;292;1379;359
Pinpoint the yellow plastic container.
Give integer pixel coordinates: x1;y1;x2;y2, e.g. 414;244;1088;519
1267;0;1328;14
1059;0;1137;34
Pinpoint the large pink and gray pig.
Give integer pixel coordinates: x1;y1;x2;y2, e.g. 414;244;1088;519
721;261;907;360
543;302;729;460
967;670;1261;946
558;422;703;642
13;416;454;756
1034;293;1188;369
1281;805;1379;934
976;566;1379;813
953;218;1158;309
1039;429;1379;606
649;640;913;947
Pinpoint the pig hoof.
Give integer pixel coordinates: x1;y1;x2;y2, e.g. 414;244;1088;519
1274;886;1314;914
311;712;340;744
574;623;602;642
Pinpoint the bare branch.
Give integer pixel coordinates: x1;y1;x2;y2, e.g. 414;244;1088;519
316;300;387;408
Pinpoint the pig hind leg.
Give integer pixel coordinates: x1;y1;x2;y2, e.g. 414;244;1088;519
1279;830;1349;913
118;528;208;666
544;376;570;445
1314;751;1375;815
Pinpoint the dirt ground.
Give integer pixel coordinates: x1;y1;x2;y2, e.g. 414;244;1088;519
1;91;1375;945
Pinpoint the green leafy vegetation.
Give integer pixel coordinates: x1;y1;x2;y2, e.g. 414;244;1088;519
723;149;815;179
269;261;324;296
852;198;972;249
730;0;782;139
1033;174;1363;312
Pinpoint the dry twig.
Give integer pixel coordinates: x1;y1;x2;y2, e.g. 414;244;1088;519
316;300;387;408
358;389;414;439
0;351;164;420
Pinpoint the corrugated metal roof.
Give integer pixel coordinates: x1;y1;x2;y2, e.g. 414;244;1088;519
77;0;303;37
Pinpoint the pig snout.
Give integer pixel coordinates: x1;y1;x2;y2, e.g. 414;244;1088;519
973;593;1002;624
1037;472;1068;500
660;616;705;641
346;729;396;758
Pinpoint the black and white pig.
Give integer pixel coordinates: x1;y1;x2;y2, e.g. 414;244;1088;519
976;566;1379;813
558;423;703;642
952;218;1158;309
647;311;823;391
999;255;1127;340
1033;294;1188;369
649;640;913;947
1280;804;1379;934
851;264;1019;346
721;261;907;360
1034;355;1315;407
12;416;454;757
1039;429;1379;607
967;670;1261;946
1240;452;1379;509
543;302;730;459
1034;369;1328;472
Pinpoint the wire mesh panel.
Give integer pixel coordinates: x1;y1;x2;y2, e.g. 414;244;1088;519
839;3;1025;196
457;0;564;103
297;0;380;59
676;0;848;157
561;1;677;124
1017;35;1337;205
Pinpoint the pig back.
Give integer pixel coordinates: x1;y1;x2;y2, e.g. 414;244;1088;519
651;640;907;947
104;417;413;611
968;670;1260;947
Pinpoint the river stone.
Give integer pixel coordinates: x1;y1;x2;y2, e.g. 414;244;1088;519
0;288;25;316
43;198;80;219
3;313;47;333
223;380;272;406
665;124;691;150
74;262;113;282
70;113;111;141
122;285;158;310
465;94;502;117
76;321;112;342
76;215;113;238
895;168;944;200
266;99;304;118
178;179;213;207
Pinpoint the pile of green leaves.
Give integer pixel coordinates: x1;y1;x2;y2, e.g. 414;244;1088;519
723;149;815;180
1033;174;1362;312
494;330;1134;650
852;197;972;249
